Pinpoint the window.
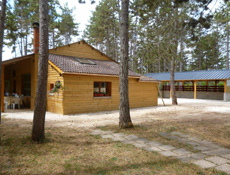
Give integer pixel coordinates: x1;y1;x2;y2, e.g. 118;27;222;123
50;84;54;91
23;74;31;96
94;82;111;97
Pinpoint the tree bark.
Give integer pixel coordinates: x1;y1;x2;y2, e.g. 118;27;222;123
32;0;49;142
0;0;7;124
171;3;178;105
227;25;229;69
119;0;133;129
170;60;178;105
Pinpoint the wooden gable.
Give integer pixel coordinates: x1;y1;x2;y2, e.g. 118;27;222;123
49;40;113;62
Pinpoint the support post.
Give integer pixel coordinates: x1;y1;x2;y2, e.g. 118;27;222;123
1;65;4;112
223;79;230;101
194;80;197;99
170;81;172;98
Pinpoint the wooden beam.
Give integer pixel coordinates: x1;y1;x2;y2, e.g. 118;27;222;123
170;83;172;98
1;66;4;112
224;80;227;93
48;60;63;74
194;80;197;99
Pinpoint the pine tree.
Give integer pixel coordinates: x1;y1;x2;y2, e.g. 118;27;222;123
0;0;7;124
56;3;79;46
119;0;133;128
32;0;49;143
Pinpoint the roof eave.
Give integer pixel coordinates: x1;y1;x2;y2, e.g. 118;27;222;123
62;72;140;78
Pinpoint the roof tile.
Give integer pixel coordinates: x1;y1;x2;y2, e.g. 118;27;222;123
146;70;230;81
49;54;140;77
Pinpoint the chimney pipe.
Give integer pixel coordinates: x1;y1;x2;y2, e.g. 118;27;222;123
33;22;39;53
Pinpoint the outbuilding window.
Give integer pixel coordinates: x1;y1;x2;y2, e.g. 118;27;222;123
94;82;111;97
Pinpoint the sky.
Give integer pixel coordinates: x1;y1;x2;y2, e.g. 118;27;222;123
3;0;100;61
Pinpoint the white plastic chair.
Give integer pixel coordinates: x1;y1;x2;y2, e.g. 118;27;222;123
11;97;21;109
4;97;11;110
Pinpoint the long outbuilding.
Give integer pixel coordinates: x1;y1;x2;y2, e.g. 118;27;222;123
146;70;230;101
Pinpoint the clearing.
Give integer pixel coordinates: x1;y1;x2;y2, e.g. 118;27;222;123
1;98;230;174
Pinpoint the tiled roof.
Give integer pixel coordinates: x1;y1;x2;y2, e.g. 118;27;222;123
49;54;140;77
145;69;230;81
139;76;159;82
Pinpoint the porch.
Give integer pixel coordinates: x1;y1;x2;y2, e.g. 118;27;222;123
161;80;226;100
1;54;35;112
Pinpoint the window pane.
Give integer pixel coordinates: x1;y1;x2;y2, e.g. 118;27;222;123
94;82;99;93
101;82;106;94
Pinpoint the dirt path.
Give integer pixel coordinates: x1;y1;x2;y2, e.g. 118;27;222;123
3;98;230;128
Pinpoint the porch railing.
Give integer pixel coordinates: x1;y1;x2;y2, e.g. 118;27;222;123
162;85;224;92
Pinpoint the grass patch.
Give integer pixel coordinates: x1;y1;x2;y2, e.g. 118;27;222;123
0;118;227;175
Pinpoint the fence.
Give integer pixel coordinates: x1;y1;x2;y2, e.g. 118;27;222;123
162;85;224;92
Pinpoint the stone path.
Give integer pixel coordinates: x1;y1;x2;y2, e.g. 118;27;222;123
91;129;230;174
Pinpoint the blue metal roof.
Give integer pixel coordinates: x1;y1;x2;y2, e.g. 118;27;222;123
145;69;230;81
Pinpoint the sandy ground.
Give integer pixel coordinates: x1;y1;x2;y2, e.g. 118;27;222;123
3;98;230;129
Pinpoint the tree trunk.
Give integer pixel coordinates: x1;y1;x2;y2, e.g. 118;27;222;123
164;58;166;72
20;35;23;56
0;0;6;145
24;34;28;55
180;37;183;72
227;25;229;69
119;0;133;129
52;29;55;49
32;0;49;142
170;60;178;105
171;4;178;105
0;0;7;125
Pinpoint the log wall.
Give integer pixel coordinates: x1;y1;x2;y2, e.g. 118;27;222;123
49;40;112;61
46;64;64;114
62;74;158;115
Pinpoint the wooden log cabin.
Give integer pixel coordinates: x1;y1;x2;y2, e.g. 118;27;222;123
1;23;159;114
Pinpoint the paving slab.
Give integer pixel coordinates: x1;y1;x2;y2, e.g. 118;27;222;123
175;155;196;163
171;131;188;138
147;141;162;147
221;154;230;160
192;159;217;169
135;138;149;143
166;135;181;140
193;145;212;151
205;156;230;165
199;141;220;149
177;138;190;144
160;151;178;157
158;145;176;151
186;141;199;146
91;129;114;135
143;146;163;152
101;134;114;139
121;140;137;145
125;135;139;140
173;148;192;156
133;142;148;149
91;129;105;135
112;137;126;142
112;133;125;137
203;148;230;156
188;137;201;142
216;164;230;174
189;153;207;160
